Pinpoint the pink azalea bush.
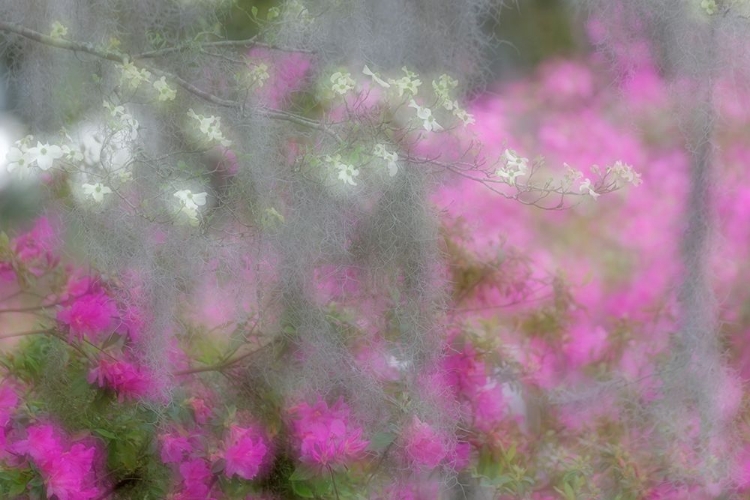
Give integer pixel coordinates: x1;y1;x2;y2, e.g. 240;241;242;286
1;1;750;499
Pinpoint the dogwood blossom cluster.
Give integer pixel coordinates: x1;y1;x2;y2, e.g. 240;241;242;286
81;182;112;202
103;100;139;131
701;0;718;15
187;109;232;147
408;99;443;132
5;138;63;173
495;149;529;185
174;189;208;225
325;154;359;186
49;21;68;40
153;76;177;101
372;143;399;176
120;60;151;89
389;66;422;97
246;62;270;88
330;71;356;95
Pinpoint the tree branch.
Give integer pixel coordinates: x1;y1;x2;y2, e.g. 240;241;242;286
0;21;341;143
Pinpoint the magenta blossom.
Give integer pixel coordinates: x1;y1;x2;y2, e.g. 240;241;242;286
57;291;117;342
159;431;196;464
401;416;448;470
11;216;59;276
222;424;270;480
12;423;101;500
87;356;152;401
288;397;369;469
176;458;215;499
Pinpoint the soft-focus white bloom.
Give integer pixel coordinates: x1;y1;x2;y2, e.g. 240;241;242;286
187;109;232;146
27;142;63;171
120;61;151;89
330;71;356;95
579;178;600;200
701;0;718;15
119;113;139;131
82;182;112;202
609;160;642;186
389;67;422;97
153;77;177;101
61;145;84;162
103;101;125;117
408;100;443;132
433;74;458;108
174;189;207;211
247;63;270;88
337;163;359;186
49;21;68;39
496;149;529;185
325;154;359;186
362;65;390;88
453;107;475;126
174;189;207;225
5;147;31;173
373;144;399;177
117;170;133;183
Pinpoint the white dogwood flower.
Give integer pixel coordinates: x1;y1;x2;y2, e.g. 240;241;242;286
362;65;390;88
174;189;207;211
373;144;399;176
82;183;112;202
153;77;177;101
27;142;63;171
579;178;600;200
330;71;356;95
5;147;31;173
408;100;443;132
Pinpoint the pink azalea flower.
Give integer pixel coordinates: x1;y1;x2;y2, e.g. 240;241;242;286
57;291;117;342
0;261;15;282
288;397;369;469
12;423;101;499
223;424;270;480
159;432;195;464
179;458;213;495
401;416;448;470
87;356;152;401
11;216;59;276
12;423;64;468
187;397;213;425
44;443;101;500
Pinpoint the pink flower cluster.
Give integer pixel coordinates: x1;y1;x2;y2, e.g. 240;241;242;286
10;217;59;277
56;275;117;342
10;423;102;500
442;344;506;433
222;424;270;480
159;430;218;499
87;356;153;402
288;397;369;469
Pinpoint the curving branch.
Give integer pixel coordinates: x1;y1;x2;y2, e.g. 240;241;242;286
0;21;340;142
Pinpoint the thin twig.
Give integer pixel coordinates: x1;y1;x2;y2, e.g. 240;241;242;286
135;37;315;59
0;21;341;142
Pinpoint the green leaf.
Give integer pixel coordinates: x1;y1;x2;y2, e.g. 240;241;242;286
368;431;396;452
251;6;258;18
291;479;315;498
95;428;117;440
290;464;317;482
